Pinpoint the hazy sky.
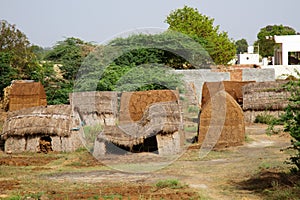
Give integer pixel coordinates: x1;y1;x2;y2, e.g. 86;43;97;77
1;0;300;47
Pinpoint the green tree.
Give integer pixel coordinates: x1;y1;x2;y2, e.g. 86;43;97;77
235;39;248;54
44;37;95;104
255;25;296;57
0;20;39;80
165;6;236;65
280;72;300;171
45;37;95;81
0;52;17;96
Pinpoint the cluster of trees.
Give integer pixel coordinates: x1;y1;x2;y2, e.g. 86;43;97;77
0;6;299;104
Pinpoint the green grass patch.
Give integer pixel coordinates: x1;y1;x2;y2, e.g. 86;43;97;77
155;179;184;189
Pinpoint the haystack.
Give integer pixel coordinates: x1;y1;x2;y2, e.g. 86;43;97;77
1;105;83;153
7;81;47;111
201;81;254;107
198;91;245;149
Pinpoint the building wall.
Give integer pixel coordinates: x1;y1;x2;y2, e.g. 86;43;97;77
242;68;275;82
173;70;230;106
262;65;300;79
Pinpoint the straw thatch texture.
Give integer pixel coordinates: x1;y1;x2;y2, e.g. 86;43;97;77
97;101;182;148
201;81;254;107
70;91;118;114
198;91;245;149
243;81;290;111
1;105;73;140
119;90;179;123
70;92;118;126
8;81;47;111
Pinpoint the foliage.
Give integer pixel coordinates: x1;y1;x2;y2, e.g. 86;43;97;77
75;32;196;93
279;71;300;171
0;52;17;96
235;38;248;54
254;113;282;125
44;37;95;104
109;31;212;68
165;6;236;65
0;20;40;80
155;179;184;189
114;64;184;92
255;25;296;57
45;37;95;81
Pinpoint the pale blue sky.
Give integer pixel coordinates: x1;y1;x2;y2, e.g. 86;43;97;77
1;0;299;47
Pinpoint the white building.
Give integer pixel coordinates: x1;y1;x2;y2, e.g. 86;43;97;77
237;46;260;65
274;35;300;65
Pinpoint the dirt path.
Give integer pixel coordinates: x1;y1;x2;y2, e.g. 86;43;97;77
45;124;292;199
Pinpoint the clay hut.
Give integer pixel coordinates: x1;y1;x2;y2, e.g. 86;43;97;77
7;80;47;112
1;105;83;153
243;81;290;122
92;90;184;157
198;91;245;149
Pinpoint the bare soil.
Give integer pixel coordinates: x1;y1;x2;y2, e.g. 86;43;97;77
0;124;298;200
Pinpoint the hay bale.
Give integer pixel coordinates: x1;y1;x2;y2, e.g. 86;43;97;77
198;91;245;149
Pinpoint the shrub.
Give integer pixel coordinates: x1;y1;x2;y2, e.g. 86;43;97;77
279;70;300;171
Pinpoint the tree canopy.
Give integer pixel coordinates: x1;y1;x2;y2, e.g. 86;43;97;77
235;39;248;54
165;6;236;65
255;25;296;57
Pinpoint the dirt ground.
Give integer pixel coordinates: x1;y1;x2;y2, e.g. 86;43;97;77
0;124;298;200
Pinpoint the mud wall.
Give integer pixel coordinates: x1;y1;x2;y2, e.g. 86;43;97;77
119;90;179;123
4;133;83;153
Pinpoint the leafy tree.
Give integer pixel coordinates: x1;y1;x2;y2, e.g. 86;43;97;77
0;20;39;80
279;72;300;171
165;6;236;65
45;37;95;81
255;25;296;57
235;39;248;54
0;52;17;96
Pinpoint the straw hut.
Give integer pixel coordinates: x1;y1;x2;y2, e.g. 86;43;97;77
7;81;47;112
243;81;290;122
70;91;118;126
93;101;183;157
1;105;83;153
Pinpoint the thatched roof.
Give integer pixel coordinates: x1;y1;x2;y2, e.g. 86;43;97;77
97;102;181;147
70;91;118;114
243;81;290;111
1;105;74;139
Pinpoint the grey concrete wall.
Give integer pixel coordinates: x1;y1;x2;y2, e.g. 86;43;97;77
242;68;275;82
173;70;230;105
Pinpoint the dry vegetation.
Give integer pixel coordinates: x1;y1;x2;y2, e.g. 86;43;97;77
0;124;300;200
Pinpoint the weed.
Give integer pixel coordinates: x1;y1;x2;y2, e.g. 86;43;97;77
155;179;184;189
254;113;282;126
187;106;199;113
102;194;123;200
